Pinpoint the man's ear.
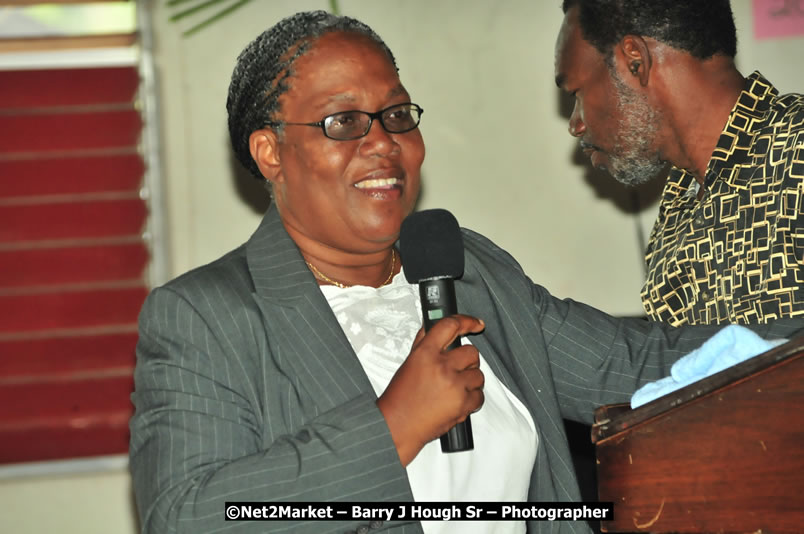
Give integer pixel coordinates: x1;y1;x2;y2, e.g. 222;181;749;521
249;128;283;184
618;34;651;87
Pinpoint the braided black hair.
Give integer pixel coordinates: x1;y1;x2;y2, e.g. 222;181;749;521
226;10;397;180
561;0;737;61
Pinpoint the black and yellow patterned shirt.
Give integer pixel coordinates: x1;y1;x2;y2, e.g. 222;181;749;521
641;72;804;325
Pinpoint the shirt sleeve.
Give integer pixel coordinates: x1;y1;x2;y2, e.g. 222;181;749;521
530;282;803;423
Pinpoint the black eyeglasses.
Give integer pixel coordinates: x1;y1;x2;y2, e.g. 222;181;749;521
267;102;423;141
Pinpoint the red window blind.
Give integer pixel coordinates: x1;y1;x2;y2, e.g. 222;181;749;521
0;66;148;464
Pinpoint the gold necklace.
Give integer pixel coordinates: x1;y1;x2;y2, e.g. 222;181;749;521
306;249;396;289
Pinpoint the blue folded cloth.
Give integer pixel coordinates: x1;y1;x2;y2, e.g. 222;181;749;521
631;325;786;408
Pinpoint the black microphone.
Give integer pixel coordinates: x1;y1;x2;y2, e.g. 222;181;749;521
399;208;474;453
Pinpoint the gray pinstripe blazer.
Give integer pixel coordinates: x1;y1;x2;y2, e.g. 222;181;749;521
130;206;800;533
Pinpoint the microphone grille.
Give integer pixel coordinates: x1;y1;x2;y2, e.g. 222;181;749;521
399;209;465;283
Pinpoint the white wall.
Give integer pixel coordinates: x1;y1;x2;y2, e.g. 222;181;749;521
0;462;137;534
1;2;801;533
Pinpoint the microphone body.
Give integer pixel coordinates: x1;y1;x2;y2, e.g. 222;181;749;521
400;209;474;453
418;277;474;452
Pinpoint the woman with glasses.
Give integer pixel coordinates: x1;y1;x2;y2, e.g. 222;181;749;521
129;10;799;534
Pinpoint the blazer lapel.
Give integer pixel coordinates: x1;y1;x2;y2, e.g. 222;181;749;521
459;248;582;505
246;207;376;416
457;260;533;411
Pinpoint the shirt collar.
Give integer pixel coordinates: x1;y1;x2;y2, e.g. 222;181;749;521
705;71;777;188
663;71;778;201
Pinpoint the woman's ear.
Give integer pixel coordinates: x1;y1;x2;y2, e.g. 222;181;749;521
618;34;652;87
249;128;283;184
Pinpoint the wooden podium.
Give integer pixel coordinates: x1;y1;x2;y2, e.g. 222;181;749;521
591;337;804;533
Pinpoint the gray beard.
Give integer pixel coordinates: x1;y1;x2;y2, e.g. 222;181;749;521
608;73;666;187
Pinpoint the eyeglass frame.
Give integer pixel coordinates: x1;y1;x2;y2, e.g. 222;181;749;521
265;102;424;141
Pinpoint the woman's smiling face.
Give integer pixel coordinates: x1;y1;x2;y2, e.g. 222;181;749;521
266;31;425;255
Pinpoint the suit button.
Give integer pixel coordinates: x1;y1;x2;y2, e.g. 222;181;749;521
369;520;384;529
356;526;369;534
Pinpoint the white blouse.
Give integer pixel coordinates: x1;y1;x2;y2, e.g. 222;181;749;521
319;269;537;534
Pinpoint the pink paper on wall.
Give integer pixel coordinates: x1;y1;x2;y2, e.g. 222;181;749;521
753;0;804;40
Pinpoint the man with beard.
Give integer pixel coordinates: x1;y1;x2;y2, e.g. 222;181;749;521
554;0;804;326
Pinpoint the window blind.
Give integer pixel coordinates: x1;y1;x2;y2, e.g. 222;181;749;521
0;64;148;464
